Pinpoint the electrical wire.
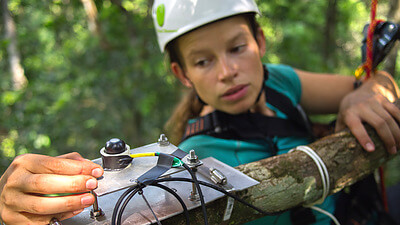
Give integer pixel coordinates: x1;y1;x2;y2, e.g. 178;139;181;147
117;187;144;225
182;163;209;225
139;190;162;225
111;149;339;225
112;153;268;225
154;177;276;216
290;145;340;225
129;152;183;167
111;153;192;225
309;206;340;225
112;185;141;225
149;183;190;225
291;146;329;205
112;182;192;225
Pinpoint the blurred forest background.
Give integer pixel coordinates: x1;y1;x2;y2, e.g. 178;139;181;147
0;0;400;185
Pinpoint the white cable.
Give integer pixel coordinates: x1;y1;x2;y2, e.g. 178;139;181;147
309;206;340;225
290;145;340;225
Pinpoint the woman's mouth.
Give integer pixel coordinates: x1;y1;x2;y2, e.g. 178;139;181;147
221;84;248;101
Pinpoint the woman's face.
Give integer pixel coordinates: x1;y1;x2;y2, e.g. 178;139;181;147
171;16;266;114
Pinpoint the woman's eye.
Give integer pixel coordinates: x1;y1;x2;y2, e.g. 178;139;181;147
195;59;208;67
231;44;245;53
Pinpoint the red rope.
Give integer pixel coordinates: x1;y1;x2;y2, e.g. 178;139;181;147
357;0;389;213
365;0;378;79
379;166;389;212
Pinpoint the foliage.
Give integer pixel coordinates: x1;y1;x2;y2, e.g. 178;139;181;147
0;0;399;177
0;0;182;172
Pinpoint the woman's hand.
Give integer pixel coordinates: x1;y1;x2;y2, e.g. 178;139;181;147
335;71;400;154
0;152;104;224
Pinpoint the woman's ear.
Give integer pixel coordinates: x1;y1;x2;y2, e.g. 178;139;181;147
171;62;193;88
255;27;266;57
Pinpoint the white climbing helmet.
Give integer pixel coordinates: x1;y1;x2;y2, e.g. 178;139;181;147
152;0;260;52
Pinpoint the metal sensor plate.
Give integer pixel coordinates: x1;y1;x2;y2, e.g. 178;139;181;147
64;143;259;225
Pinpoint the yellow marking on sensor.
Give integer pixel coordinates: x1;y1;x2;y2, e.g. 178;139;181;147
130;152;157;158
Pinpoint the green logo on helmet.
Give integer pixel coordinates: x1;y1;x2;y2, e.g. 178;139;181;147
156;4;165;27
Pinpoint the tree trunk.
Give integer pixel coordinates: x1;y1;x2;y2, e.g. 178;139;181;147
383;0;400;77
323;0;338;68
80;0;111;49
109;0;139;46
161;101;400;224
1;0;28;90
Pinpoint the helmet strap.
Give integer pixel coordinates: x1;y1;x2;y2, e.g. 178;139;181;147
194;88;208;105
254;65;269;104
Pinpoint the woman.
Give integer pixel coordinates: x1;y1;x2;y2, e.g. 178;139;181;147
154;0;400;224
0;0;399;224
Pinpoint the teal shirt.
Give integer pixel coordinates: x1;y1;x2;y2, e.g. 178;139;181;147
179;64;336;225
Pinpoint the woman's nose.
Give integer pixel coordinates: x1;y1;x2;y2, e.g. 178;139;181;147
217;56;237;81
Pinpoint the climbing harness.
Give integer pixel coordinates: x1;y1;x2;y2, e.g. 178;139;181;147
182;67;314;142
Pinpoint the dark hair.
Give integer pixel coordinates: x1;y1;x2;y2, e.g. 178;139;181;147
164;13;261;144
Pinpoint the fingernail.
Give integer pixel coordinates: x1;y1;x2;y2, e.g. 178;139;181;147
73;209;84;215
86;179;97;189
391;146;397;154
366;143;375;152
81;195;94;206
92;168;103;178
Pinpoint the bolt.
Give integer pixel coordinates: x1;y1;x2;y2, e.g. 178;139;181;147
184;149;203;168
189;182;200;201
90;191;104;218
158;134;170;146
188;149;200;164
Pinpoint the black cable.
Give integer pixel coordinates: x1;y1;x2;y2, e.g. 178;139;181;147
112;182;191;225
155;177;278;216
112;185;141;225
149;183;191;225
117;186;143;225
182;163;209;225
139;190;162;225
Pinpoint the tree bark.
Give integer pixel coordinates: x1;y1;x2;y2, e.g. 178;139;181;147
161;100;400;224
1;0;28;90
383;0;400;77
80;0;111;49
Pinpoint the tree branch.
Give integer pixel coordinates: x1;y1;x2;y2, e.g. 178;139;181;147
161;100;400;224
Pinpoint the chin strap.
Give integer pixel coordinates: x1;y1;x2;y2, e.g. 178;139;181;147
195;91;207;105
254;65;269;104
